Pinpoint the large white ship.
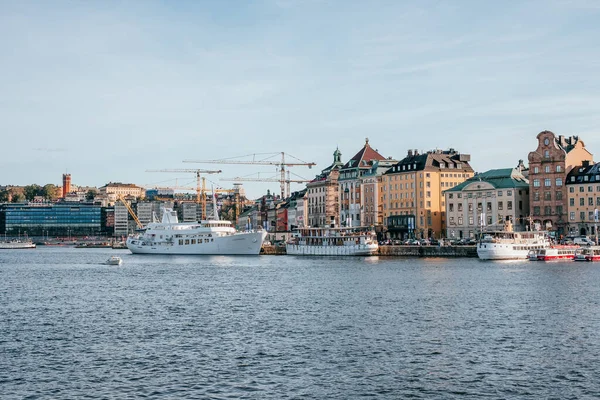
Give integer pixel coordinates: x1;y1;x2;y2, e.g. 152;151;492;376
477;222;550;260
126;209;266;255
286;226;378;256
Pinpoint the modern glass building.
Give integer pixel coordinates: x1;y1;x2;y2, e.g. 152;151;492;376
0;203;103;237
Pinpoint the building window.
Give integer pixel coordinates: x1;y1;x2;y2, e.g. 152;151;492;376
458;204;463;212
533;166;539;174
580;211;585;221
449;194;454;199
544;150;550;158
533;180;540;187
544;206;552;216
449;204;454;212
534;191;540;201
556;165;562;173
498;191;503;196
544;191;551;201
580;198;585;206
469;216;474;225
589;197;594;206
555;191;562;200
569;187;574;193
458;217;463;225
498;201;503;210
570;198;575;206
555;178;562;186
545;165;551;173
556;205;563;215
570;212;575;221
589;186;593;192
597;197;600;206
468;203;473;212
544;178;551;187
507;201;513;210
533;206;540;216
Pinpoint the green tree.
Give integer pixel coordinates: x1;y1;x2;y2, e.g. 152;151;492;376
24;184;42;200
11;193;24;202
42;184;61;201
86;189;98;201
0;190;8;202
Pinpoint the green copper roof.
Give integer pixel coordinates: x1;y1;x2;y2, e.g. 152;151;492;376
446;168;529;192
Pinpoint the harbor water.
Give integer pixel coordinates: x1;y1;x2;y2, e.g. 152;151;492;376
2;248;600;399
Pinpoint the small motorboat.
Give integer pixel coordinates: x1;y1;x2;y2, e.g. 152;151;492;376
106;256;123;266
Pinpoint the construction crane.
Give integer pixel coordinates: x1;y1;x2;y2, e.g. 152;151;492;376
117;194;144;230
220;171;311;199
183;152;315;199
146;169;221;220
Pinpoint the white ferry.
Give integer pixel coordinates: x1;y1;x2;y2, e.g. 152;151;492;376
530;246;579;261
477;222;550;260
286;226;378;256
126;208;266;255
575;246;600;262
0;240;36;249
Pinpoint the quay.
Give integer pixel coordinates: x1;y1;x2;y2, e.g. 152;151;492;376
262;244;478;257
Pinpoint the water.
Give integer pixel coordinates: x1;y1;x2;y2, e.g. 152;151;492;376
2;248;600;399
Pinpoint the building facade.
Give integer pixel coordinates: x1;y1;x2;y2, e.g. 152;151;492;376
566;161;600;237
339;139;388;227
382;149;474;239
444;168;530;239
99;182;146;201
361;158;397;227
0;203;102;237
307;148;343;227
528;131;593;236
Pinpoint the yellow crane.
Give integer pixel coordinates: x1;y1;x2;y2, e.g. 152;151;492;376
146;169;221;220
117;194;144;230
183;152;315;199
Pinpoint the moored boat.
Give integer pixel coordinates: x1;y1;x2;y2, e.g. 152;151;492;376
535;246;579;261
575;246;600;261
286;226;378;256
477;221;550;260
0;240;36;249
126;208;266;255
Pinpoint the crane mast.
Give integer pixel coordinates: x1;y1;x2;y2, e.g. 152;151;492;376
183;152;315;198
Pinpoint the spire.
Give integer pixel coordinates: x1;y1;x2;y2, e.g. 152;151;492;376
365;137;369;146
333;147;343;165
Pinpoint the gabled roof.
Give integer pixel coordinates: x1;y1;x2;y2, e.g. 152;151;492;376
446;168;529;192
566;162;600;184
341;138;386;170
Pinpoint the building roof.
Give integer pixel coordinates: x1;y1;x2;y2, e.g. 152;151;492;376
446;168;529;192
565;161;600;184
341;138;387;170
384;149;474;175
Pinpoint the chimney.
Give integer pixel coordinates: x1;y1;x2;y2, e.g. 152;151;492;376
407;149;413;157
583;160;590;167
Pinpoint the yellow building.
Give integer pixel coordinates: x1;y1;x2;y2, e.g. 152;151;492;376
381;149;474;239
98;182;145;203
566;160;600;237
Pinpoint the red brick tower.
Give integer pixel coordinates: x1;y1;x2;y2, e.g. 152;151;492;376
62;174;71;198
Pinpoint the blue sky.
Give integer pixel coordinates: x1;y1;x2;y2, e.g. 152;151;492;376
1;0;599;198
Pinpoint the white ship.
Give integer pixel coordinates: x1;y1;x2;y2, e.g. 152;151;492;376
0;240;36;249
477;221;550;260
286;226;378;256
126;208;266;255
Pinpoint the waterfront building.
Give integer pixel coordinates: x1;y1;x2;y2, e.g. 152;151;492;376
0;203;102;237
98;182;145;202
135;202;155;226
113;202;129;236
360;158;397;228
287;189;307;230
382;149;474;239
339;139;388;227
307;148;343;227
527;131;593;236
565;161;600;237
444;167;530;240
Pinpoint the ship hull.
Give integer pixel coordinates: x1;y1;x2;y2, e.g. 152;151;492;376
286;243;378;256
0;242;36;249
127;231;266;255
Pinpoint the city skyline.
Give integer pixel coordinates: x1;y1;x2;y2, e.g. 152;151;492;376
1;0;600;198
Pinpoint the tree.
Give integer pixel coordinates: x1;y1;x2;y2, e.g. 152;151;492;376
0;190;8;203
42;184;61;201
11;193;24;203
86;189;98;201
23;184;42;201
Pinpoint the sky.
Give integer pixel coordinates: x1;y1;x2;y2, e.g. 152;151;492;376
1;0;599;199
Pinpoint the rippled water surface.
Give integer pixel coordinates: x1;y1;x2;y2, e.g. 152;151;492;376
2;248;600;399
